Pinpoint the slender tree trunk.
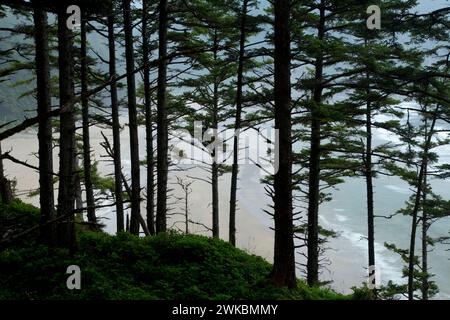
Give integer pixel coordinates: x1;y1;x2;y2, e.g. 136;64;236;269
271;0;296;289
0;143;3;181
107;13;125;233
407;108;438;300
74;156;83;211
229;0;248;246
156;0;169;233
143;0;155;235
56;9;76;251
33;5;55;244
421;165;428;300
420;111;429;300
306;2;325;287
122;0;141;235
74;157;84;222
185;188;189;235
80;16;97;227
365;67;376;291
211;162;219;238
211;30;219;239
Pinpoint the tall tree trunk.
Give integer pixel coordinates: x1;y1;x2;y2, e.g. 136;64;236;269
33;5;55;244
143;0;155;235
107;13;125;233
80;15;97;227
156;0;169;233
421;165;428;300
56;8;76;251
211;161;219;238
229;0;248;246
185;186;189;235
0;142;3;182
0;141;4;203
122;0;141;235
270;0;296;289
407;107;438;300
211;30;219;239
306;2;325;287
420;111;429;300
365;66;376;291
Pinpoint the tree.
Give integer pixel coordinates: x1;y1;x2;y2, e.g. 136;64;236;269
107;4;125;233
174;176;193;235
122;0;141;235
56;6;77;250
156;0;169;233
271;0;296;289
142;0;156;235
290;0;356;287
337;0;419;292
178;0;242;239
305;0;326;287
32;2;55;243
229;0;249;247
384;98;448;300
80;10;97;227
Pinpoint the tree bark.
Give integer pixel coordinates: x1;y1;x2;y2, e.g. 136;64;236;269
122;0;141;235
56;8;76;251
32;4;55;244
211;30;219;239
407;108;438;300
306;2;325;287
0;142;4;202
211;161;219;238
74;156;84;221
143;0;155;235
270;0;296;289
80;15;97;227
185;191;189;234
365;66;376;291
229;0;248;246
107;13;125;233
421;164;428;300
0;142;3;185
156;0;169;233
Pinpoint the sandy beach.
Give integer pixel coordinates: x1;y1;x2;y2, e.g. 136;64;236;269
1;120;275;263
2;118;418;296
0;121;374;295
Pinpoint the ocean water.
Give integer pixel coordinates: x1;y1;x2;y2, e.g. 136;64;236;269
235;107;450;298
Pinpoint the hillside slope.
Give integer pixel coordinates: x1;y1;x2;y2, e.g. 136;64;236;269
0;201;348;300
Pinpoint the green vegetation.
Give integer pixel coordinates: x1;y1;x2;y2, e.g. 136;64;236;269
0;201;347;300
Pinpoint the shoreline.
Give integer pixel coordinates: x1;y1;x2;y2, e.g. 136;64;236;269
0;126;275;262
0;127;377;295
2;125;424;296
